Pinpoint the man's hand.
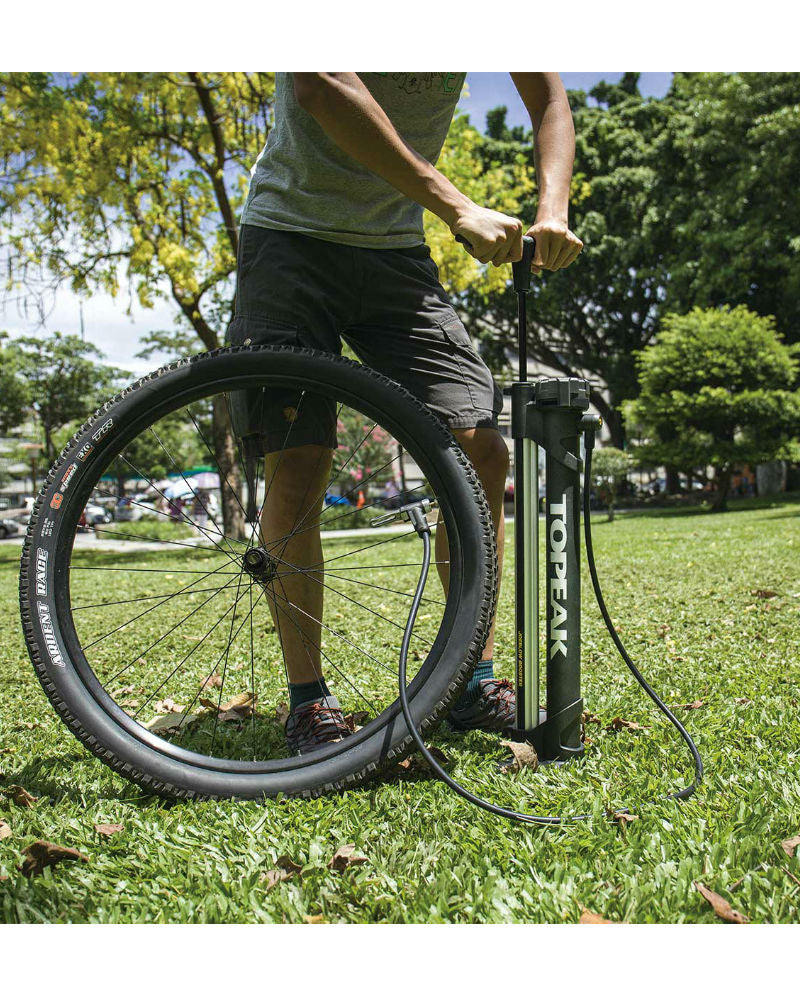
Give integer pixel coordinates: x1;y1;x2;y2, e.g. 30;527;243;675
450;203;524;266
527;218;583;274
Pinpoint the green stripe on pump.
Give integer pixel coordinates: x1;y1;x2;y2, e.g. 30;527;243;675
522;439;538;728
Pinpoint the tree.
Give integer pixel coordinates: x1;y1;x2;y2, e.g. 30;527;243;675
0;72;275;537
1;332;126;464
103;408;206;503
658;73;800;344
0;333;32;435
624;306;800;511
590;446;630;521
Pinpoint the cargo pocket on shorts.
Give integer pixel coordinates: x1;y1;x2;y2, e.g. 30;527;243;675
436;311;485;415
225;313;301;350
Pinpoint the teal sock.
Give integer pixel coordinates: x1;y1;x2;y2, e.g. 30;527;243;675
453;660;494;711
289;678;330;712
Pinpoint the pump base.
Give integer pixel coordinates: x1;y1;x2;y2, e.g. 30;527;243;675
507;697;584;764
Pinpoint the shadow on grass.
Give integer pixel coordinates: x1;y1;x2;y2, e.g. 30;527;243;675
609;491;800;522
4;753;159;806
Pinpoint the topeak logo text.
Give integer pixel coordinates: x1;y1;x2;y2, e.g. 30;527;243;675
549;495;568;659
35;547;48;597
37;601;65;667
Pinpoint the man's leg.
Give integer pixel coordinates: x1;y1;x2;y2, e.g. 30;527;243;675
260;444;332;686
434;426;509;659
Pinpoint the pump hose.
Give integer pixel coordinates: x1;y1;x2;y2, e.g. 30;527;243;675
396;434;703;825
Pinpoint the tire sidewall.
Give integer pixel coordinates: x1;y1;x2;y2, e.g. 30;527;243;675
20;347;494;799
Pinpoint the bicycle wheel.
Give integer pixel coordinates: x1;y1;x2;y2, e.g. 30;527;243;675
20;346;497;800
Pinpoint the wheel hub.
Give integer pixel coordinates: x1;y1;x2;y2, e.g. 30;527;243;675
242;546;278;584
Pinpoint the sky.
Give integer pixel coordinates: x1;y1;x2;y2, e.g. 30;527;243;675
1;72;674;373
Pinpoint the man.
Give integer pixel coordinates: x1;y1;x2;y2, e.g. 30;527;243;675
227;72;582;753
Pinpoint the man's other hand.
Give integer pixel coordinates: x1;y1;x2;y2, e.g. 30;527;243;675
527;218;583;274
451;205;524;267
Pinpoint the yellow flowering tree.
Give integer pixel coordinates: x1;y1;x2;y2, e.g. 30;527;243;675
0;72;275;535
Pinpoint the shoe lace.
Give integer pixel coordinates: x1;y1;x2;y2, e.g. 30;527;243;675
483;678;515;706
291;701;348;740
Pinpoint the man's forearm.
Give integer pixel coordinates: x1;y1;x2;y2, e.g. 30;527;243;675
510;72;575;223
293;73;471;226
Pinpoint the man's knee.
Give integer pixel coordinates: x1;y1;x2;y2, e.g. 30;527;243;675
263;444;333;511
453;427;510;483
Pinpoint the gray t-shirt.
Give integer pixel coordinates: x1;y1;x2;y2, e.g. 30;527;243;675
241;72;466;249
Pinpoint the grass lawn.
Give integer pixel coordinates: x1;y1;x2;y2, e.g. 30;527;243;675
1;495;798;923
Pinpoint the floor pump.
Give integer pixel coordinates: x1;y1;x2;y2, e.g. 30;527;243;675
397;235;704;824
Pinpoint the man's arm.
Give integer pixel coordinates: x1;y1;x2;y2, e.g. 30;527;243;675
293;73;522;265
510;72;583;272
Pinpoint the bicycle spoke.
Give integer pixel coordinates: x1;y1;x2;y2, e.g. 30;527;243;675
167;583;268;738
102;564;245;686
71;577;246;611
269;579;379;715
185;403;252;537
148;423;238;556
134;570;252;723
83;552;242;651
210;565;249;755
321;569;446;606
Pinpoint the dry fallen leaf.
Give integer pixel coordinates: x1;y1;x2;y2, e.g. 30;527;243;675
200;675;223;690
304;914;325;923
0;818;11;840
3;785;37;808
260;853;302;890
781;835;800;858
582;711;603;727
153;697;185;714
499;740;539;774
343;710;369;732
734;697;752;705
329;844;368;871
200;691;257;722
751;589;778;599
694;881;749;923
579;906;614;924
21;840;89;878
94;823;124;837
14;721;42;731
607;717;650;732
274;703;290;726
393;746;449;775
146;710;200;734
612;811;640;828
670;700;705;710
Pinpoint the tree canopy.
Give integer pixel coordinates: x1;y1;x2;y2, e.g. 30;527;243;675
624;306;800;510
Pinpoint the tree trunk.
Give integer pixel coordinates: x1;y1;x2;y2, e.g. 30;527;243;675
756;460;787;497
665;465;680;494
711;465;732;512
212;396;246;540
589;391;625;448
244;453;258;523
397;446;408;494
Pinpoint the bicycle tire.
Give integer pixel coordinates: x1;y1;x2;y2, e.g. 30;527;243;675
19;346;497;800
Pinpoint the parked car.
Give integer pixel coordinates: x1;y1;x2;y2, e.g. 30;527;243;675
115;496;142;521
83;503;112;526
0;517;21;539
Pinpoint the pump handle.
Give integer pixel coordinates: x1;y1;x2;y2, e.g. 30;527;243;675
455;234;537;293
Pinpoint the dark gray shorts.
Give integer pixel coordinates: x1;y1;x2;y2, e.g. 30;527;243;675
226;224;502;453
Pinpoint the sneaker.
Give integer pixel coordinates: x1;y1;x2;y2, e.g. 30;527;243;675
447;678;516;734
285;696;351;755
